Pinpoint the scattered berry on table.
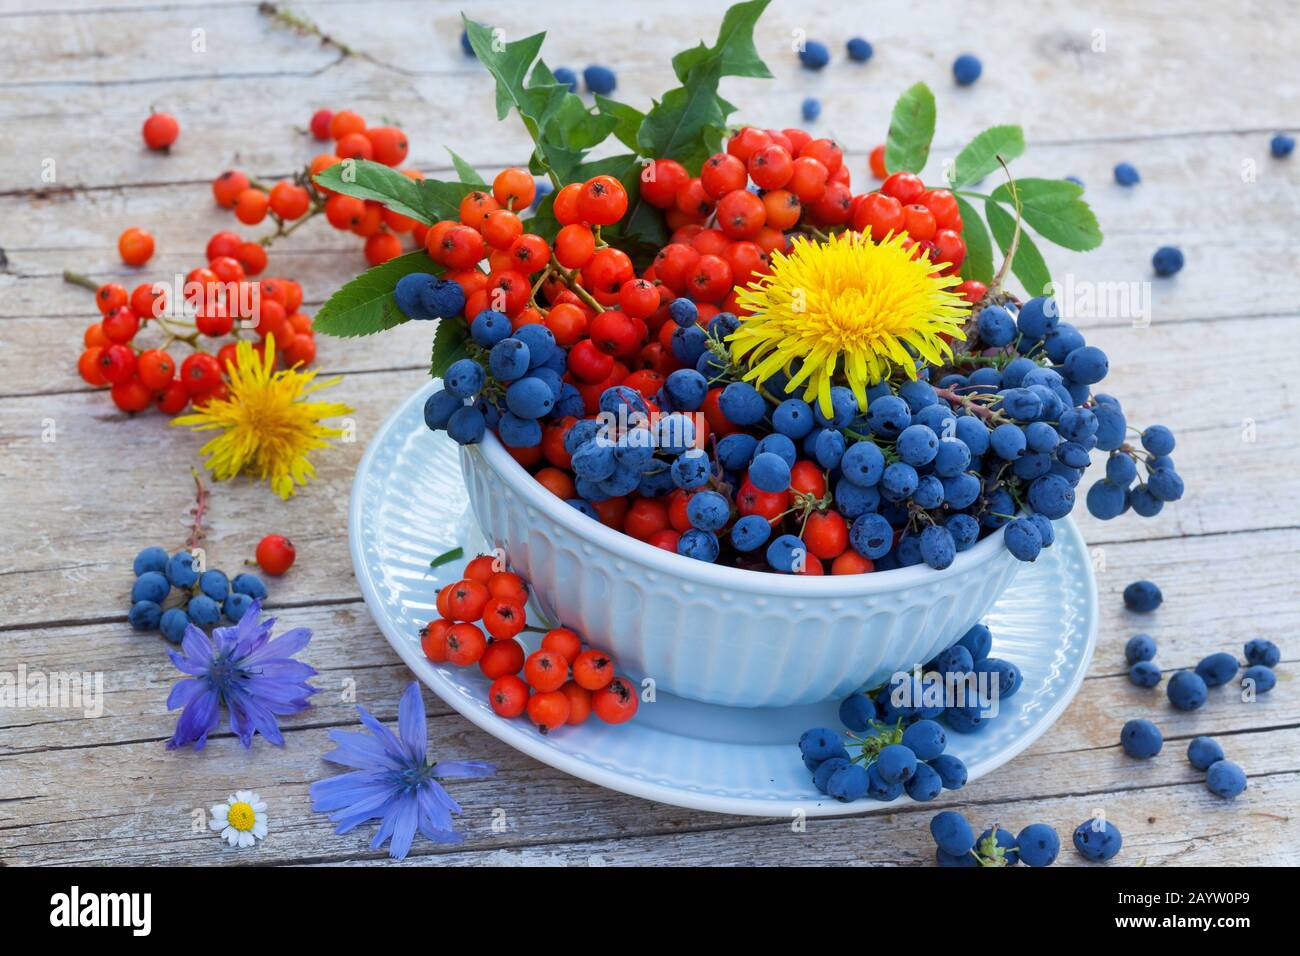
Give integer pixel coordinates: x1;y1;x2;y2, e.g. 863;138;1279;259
1195;651;1239;688
1167;670;1208;711
930;810;975;856
1123;579;1162;612
798;40;830;70
1186;735;1224;771
1243;638;1280;668
255;534;296;576
1120;718;1162;758
553;67;578;92
801;97;821;122
1129;661;1162;688
1016;824;1061;867
1152;245;1184;276
1125;633;1157;664
952;53;982;85
1205;760;1247;798
846;37;873;62
1241;664;1276;694
1270;132;1295;158
142;111;179;150
1112;162;1140;186
583;65;617;95
1072;817;1122;862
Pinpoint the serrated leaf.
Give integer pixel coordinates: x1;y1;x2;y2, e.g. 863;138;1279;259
430;317;470;378
950;125;1025;189
637;57;729;173
986;198;1053;297
954;195;994;286
314;160;433;224
885;82;936;174
671;0;773;82
595;95;646;152
463;20;548;123
445;148;486;185
991;178;1103;251
314;252;436;338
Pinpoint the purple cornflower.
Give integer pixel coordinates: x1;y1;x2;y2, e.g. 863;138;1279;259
165;600;317;750
310;682;495;859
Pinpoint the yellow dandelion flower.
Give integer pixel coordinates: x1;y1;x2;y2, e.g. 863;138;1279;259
172;335;353;500
730;231;970;416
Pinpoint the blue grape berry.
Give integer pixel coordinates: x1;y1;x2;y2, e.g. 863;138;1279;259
1129;661;1161;688
1120;718;1162;758
1187;736;1225;771
904;762;943;801
1195;652;1238;688
677;528;720;563
1205;760;1247;799
1270;133;1294;158
133;546;169;576
231;572;267;600
1017;824;1061;867
1242;664;1276;694
846;37;873;62
1123;579;1163;612
826;763;870;802
1244;639;1280;668
957;623;992;662
187;594;220;627
198;569;228;602
552;66;578;92
224;592;254;621
798;40;830;70
1072;817;1122;862
812;756;850;793
1125;633;1157;664
976;305;1016;346
160;607;189;643
801;97;821;122
730;514;771;552
976;826;1020;866
1113;162;1140;186
748;451;791;492
901;719;947;760
165;551;199;588
874;744;917;784
838;693;878;732
129;600;163;631
799;727;847;763
1152;246;1184;276
1167;670;1208;711
929;753;968;790
132;571;170;605
952;53;982;85
1004;517;1043;561
583;64;616;94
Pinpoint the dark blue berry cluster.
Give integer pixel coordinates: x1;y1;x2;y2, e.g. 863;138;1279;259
129;546;267;643
930;811;1062;867
1188;736;1248;798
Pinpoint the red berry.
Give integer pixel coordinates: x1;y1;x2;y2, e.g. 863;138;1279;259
591;676;639;724
526;690;570;733
255;534;297;576
747;144;794;190
421;619;453;662
97;343;137;384
101;306;140;343
804;511;849;559
111;377;154;413
853;192;905;241
136;348;176;390
726;127;772;162
142;111;180;150
523;649;569;693
78;348;107;387
577;175;629;225
560;681;593;725
700;152;748;199
118;227;154;266
869;144;888;179
479;638;525;679
212;170;251;208
444;578;490;622
567;338;615;384
639;158;689;208
832;551;875;575
309;109;334;140
155;378;189;415
445;622;487;667
540;627;583;664
486;571;528;604
902;204;938;241
488;675;529;718
492;167;536;210
881;171;925;205
572;648;615;691
482;598;526;639
716;189;766;240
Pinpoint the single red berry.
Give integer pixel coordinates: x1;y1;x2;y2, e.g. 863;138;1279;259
95;283;129;315
97;343;137;384
445;578;490;622
560;681;593;725
309;108;334;140
700;152;748;199
591;676;639;724
420;619;453;662
572;649;615;691
136;348;176;390
445;622;487;667
255;534;297;576
142;112;179;150
101;306;140;343
576;175;628;225
523;649;569;693
881;171;925;205
489;675;530;718
482;598;526;640
526;690;570;733
540;627;583;664
155;378;189;415
111;377;154;413
464;554;500;583
869;144;888;179
479;638;525;679
118;227;154;266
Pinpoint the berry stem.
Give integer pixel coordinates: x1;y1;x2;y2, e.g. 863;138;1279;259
62;269;99;292
187;468;210;552
988;158;1022;296
550;262;606;313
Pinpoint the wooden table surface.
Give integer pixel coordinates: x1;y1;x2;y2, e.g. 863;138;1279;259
2;0;1297;866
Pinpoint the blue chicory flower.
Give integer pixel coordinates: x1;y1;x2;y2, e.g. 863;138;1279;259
310;682;495;859
165;600;317;750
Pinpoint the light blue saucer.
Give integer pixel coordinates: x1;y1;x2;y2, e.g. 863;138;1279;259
349;384;1099;817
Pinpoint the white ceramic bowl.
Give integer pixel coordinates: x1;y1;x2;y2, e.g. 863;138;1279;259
461;433;1023;708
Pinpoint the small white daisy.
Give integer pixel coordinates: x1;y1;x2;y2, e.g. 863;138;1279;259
210;790;269;848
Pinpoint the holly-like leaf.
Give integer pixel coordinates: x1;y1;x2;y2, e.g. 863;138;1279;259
950;125;1025;189
991;178;1103;251
986;198;1053;297
446;148;486;185
313;160;433;224
670;0;772;82
954;195;994;286
885;82;936;174
314;251;435;338
596;95;646;152
430;315;471;378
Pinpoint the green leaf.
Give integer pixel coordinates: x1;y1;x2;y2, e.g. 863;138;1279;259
595;95;646;152
954;195;994;286
884;82;936;174
985;199;1053;297
445;148;486;185
313;160;433;225
991;178;1103;251
420;180;482;222
463;20;548;123
950;125;1025;189
430;316;470;378
671;0;773;82
314;252;436;338
430;547;464;569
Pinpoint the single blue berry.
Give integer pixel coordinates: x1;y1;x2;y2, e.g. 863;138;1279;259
1004;517;1043;562
957;623;992;662
1243;638;1280;668
129;600;163;631
798;40;830;70
1187;735;1224;771
582;64;616;95
1125;633;1157;664
470;309;512;347
904;762;943;801
423;388;462;431
514;324;555;369
1206;760;1247;798
799;727;847;762
224;591;254;621
1242;664;1276;694
766;533;807;573
1167;670;1208;711
686;490;730;532
1123;579;1163;612
1113;162;1141;186
198;569;229;602
447;405;486;444
1271;132;1296;158
187;594;221;627
846;37;873;62
929;754;968;790
1073;818;1122;862
133;546;169;576
826;763;870;802
1120;718;1162;758
504;376;554;419
165;551;199;589
1152;245;1184;276
677;528;720;563
497;411;541;448
132;571;170;605
552;66;578;92
1129;661;1161;688
730;514;771;553
874;744;917;784
1195;652;1238;688
394;273;437;320
1017;824;1060;867
421;277;465;319
160;607;189;643
976;305;1016;346
231;573;267;600
664;369;708;411
902;719;947;760
838;693;878;732
952;53;982;85
801;97;821;122
748;451;791;493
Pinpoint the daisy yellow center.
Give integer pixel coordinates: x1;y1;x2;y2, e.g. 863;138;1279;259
227;802;256;831
730;231;970;416
171;334;353;499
